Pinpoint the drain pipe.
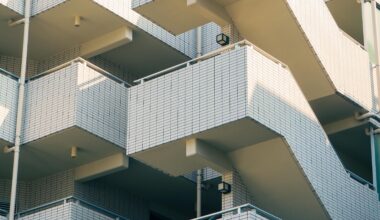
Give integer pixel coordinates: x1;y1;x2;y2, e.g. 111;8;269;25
368;0;380;199
196;26;203;218
368;0;380;109
8;0;31;219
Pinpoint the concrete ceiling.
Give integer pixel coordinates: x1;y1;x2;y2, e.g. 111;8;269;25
1;0;190;80
134;0;367;124
131;117;328;219
97;158;221;219
99;29;190;79
132;118;278;176
133;0;210;35
229;138;329;220
1;0;128;59
0;4;23;57
225;0;335;101
310;93;364;125
0;126;124;180
326;0;363;44
329;123;372;182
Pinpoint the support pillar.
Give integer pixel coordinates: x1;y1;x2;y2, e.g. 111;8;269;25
222;24;242;45
221;170;252;210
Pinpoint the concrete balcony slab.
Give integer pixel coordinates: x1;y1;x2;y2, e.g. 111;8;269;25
126;44;380;219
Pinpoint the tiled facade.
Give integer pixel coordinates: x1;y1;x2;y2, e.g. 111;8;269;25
0;72;18;144
0;0;24;14
22;62;128;147
1;0;380;219
126;46;380;219
126;47;247;154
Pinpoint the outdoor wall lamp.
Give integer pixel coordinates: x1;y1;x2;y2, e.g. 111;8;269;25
216;33;230;46
218;181;231;194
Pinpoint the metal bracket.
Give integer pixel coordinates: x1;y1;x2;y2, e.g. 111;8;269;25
3;146;15;154
8;18;25;27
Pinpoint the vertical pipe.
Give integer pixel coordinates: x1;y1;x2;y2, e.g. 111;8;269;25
196;169;203;217
370;128;378;190
368;0;380;199
9;0;31;219
196;26;202;218
370;0;380;105
196;26;202;58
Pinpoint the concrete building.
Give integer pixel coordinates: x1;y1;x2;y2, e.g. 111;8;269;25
1;0;380;219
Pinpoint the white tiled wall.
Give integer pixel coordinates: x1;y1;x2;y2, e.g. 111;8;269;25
25;170;75;210
126;47;247;154
75;180;149;220
131;0;151;9
222;210;269;220
0;0;24;14
245;46;380;219
0;73;18;144
0;54;39;77
31;0;65;15
222;170;252;210
18;201;116;220
127;46;380;219
22;62;128;147
202;23;221;55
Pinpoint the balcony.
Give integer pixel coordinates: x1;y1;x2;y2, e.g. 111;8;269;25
0;58;128;180
0;68;18;179
192;203;281;220
0;68;18;146
14;196;127;220
127;41;380;219
0;0;195;79
326;0;363;45
133;0;374;125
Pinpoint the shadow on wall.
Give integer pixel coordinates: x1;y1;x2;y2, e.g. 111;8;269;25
247;83;379;219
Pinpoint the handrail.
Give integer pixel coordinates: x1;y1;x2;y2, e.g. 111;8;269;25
190;203;281;220
0;67;19;80
346;170;375;190
341;30;365;50
134;39;289;84
16;196;128;220
28;57;132;87
0;208;7;216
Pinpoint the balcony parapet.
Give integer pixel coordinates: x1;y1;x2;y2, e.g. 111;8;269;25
28;57;132;87
191;203;281;220
134;40;288;85
14;196;128;220
22;57;128;148
0;68;18;145
126;40;380;219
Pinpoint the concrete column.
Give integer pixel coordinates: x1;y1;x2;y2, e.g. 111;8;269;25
222;170;252;210
222;24;242;45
